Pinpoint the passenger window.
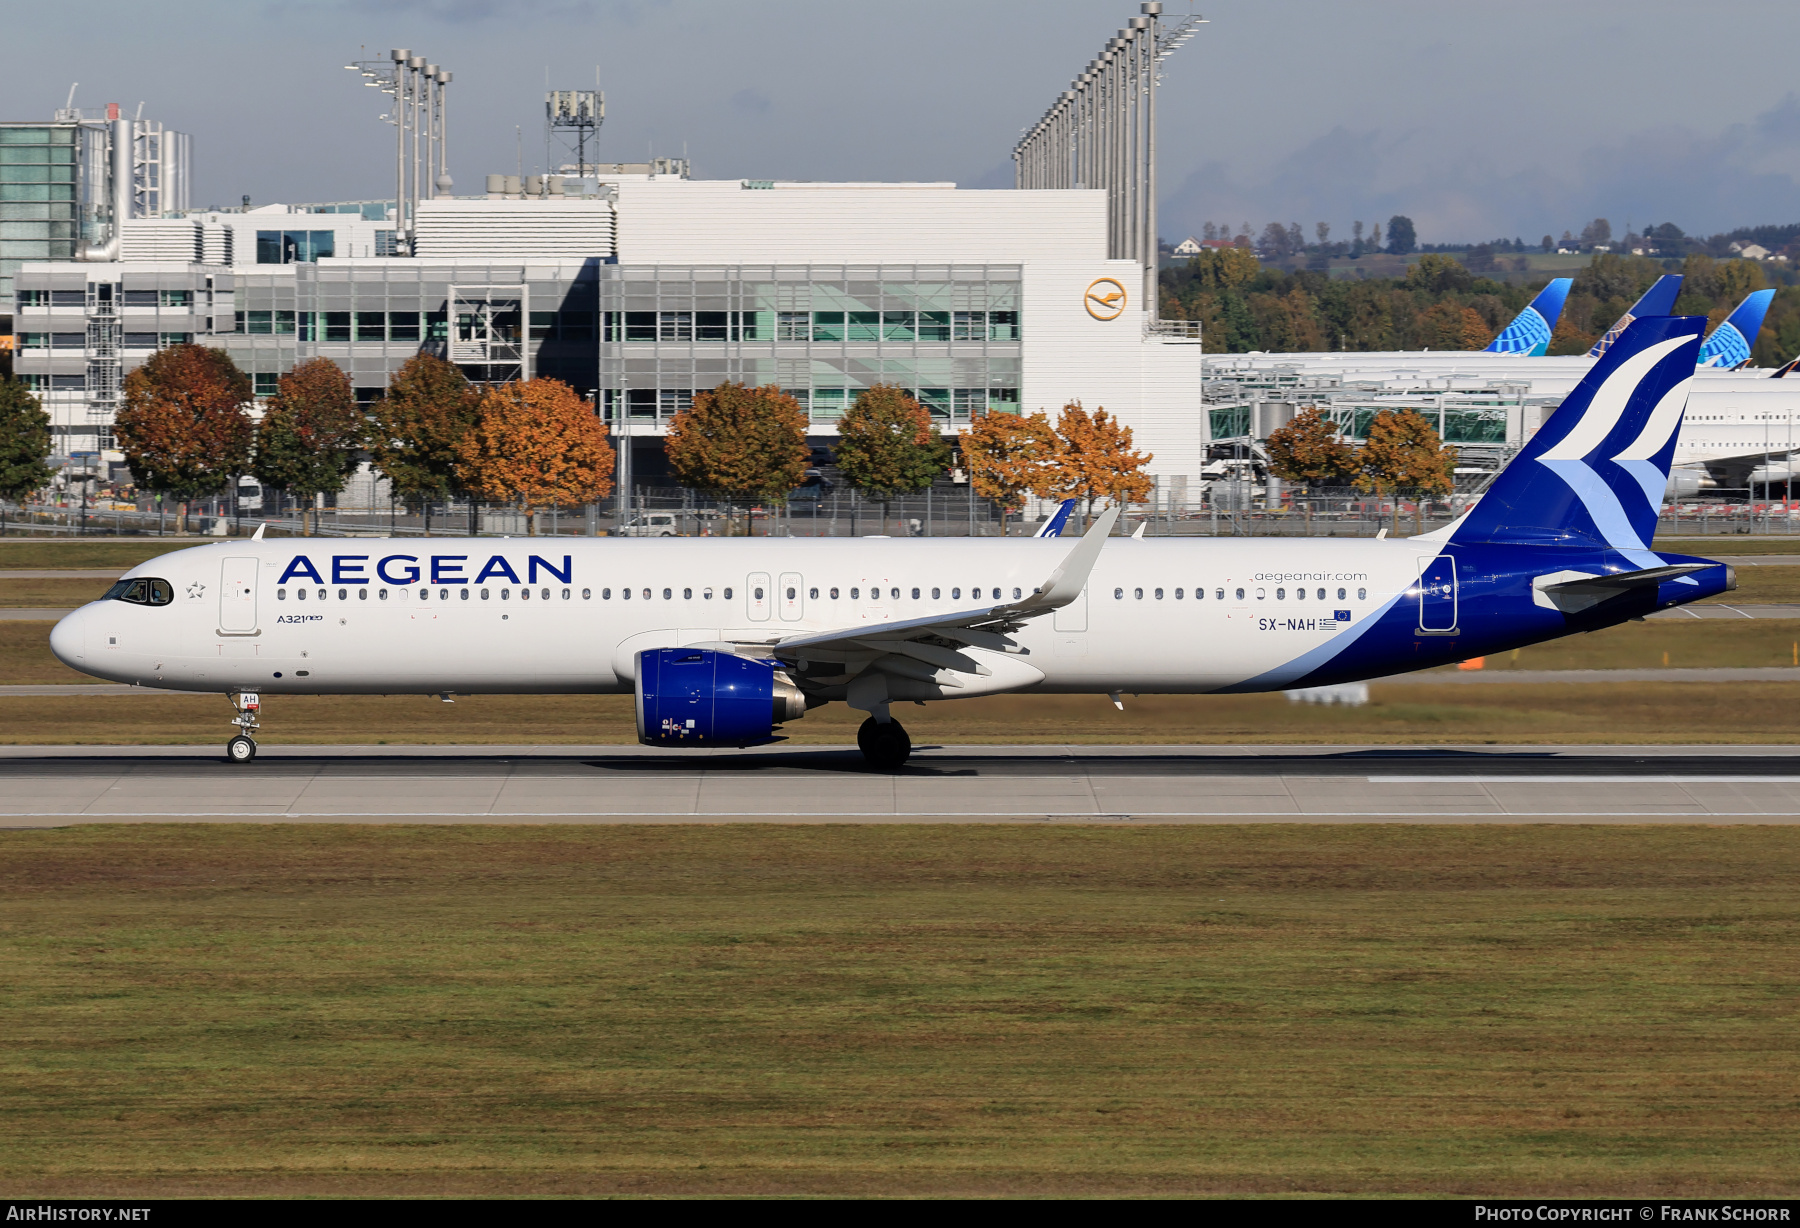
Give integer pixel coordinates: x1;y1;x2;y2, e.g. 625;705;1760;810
545;588;553;600
687;588;696;600
704;588;714;600
809;588;818;599
850;587;859;599
1012;587;1022;599
621;588;630;600
297;588;308;601
481;588;490;600
1154;588;1164;600
1316;588;1325;601
642;588;651;600
360;589;369;601
1114;588;1123;600
892;588;901;599
379;589;388;600
602;588;612;599
723;588;733;599
1336;587;1345;600
829;587;839;599
337;588;347;601
931;587;940;599
1293;588;1303;601
1134;588;1143;600
911;587;920;600
1256;588;1266;600
582;588;591;600
785;587;794;600
1175;588;1184;599
461;589;470;601
952;587;961;599
276;587;287;601
662;588;672;600
503;589;512;601
754;587;765;600
1217;588;1226;601
1235;588;1244;600
1357;587;1367;600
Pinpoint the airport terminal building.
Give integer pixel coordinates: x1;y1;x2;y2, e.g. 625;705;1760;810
12;177;1206;483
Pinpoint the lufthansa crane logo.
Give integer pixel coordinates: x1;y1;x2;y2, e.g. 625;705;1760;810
1084;277;1127;321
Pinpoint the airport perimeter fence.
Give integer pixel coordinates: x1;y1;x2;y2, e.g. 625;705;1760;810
10;485;1800;539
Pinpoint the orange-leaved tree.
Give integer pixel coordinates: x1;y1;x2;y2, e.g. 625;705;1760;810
664;382;811;536
1263;406;1358;486
114;343;254;533
251;358;364;536
455;378;614;535
1354;408;1456;534
960;409;1058;536
1043;402;1153;530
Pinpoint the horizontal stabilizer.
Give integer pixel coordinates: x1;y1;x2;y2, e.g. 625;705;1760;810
1534;564;1714;614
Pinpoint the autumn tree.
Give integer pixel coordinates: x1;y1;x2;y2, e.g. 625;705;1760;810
1415;300;1490;350
1263;407;1357;486
365;353;480;533
1354;408;1456;534
663;382;811;536
0;378;54;517
456;378;614;535
1043;402;1153;530
833;384;953;534
114;344;253;533
251;359;363;536
960;410;1058;536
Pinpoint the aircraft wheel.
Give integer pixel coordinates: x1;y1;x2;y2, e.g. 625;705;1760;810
226;735;257;764
856;717;911;771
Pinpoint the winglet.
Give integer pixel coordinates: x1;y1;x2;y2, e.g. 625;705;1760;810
251;521;266;541
1034;499;1076;538
1012;503;1121;615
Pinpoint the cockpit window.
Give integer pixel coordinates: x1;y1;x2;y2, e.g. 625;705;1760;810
107;578;173;606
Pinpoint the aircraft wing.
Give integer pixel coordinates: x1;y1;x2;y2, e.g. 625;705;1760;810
767;506;1120;679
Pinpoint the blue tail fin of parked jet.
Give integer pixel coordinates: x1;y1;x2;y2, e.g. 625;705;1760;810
1586;274;1684;358
1697;288;1776;369
1454;315;1705;553
1034;499;1075;538
1483;278;1571;355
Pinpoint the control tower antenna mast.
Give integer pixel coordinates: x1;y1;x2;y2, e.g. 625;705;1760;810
547;78;604;176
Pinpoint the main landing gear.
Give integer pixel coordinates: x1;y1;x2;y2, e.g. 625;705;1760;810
226;691;261;764
857;716;912;771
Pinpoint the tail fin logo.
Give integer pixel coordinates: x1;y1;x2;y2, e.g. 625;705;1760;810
1536;335;1693;549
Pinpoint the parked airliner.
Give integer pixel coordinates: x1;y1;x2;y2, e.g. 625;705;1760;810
50;317;1731;769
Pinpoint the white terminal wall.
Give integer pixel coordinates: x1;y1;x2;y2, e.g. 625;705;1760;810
611;181;1204;476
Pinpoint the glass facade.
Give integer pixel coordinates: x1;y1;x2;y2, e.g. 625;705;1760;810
0;124;86;312
256;230;337;264
597;265;1024;428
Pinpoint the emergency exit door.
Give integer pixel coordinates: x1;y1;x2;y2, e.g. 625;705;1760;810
219;557;259;634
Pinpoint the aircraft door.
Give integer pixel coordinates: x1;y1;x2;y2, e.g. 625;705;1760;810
1416;555;1458;633
1053;589;1087;632
219;557;259;634
747;572;771;622
778;571;803;621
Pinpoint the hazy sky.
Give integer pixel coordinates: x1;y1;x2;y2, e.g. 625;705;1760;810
5;0;1798;244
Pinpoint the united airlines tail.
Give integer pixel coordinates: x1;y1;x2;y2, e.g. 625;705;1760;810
1697;288;1776;369
1483;278;1572;355
1586;275;1683;359
1453;315;1705;555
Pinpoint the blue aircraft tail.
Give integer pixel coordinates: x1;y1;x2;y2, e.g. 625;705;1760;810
1035;499;1075;538
1586;274;1683;359
1483;278;1571;355
1697;288;1776;369
1452;315;1706;554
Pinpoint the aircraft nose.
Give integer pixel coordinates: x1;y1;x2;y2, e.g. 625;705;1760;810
49;608;87;669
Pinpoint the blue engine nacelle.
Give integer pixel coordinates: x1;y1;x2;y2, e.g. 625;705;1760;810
635;648;809;747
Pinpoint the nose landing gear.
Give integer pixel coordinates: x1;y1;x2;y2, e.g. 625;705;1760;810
226;692;261;763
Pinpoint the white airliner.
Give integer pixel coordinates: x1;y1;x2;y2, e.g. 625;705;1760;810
51;317;1732;769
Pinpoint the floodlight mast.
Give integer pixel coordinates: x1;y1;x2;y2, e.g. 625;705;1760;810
1011;3;1206;322
345;50;454;253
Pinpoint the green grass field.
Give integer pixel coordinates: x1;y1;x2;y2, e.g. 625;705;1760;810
3;823;1797;1197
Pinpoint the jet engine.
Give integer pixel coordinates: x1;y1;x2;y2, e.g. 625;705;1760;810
635;647;808;747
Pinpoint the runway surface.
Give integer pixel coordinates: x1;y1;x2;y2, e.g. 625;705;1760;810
6;743;1800;824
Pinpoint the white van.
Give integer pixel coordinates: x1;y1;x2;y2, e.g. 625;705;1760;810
617;512;679;537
